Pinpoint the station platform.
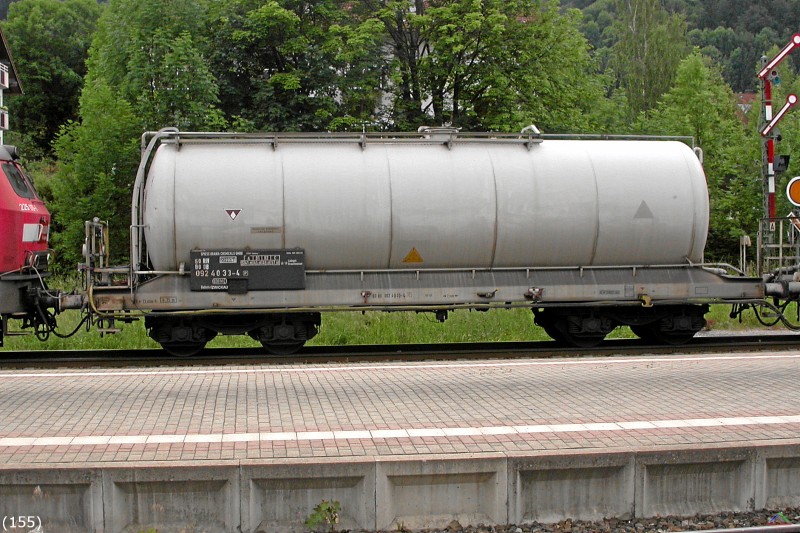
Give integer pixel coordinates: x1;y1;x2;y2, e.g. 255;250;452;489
0;351;799;532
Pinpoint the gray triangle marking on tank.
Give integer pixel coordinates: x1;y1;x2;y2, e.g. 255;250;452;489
634;200;654;219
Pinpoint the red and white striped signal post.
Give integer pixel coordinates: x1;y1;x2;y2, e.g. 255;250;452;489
758;34;800;226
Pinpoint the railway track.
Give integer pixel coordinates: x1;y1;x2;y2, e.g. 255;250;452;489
0;332;798;368
706;525;800;533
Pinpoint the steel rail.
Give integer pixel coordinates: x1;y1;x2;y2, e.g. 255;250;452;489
0;333;798;369
700;526;800;533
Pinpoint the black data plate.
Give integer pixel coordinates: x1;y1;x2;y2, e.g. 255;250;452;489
190;249;305;293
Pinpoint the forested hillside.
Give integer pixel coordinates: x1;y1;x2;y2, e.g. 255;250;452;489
1;0;797;265
568;0;800;91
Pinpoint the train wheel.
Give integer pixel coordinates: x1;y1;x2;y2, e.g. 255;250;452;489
249;313;320;356
631;324;696;344
534;311;567;343
634;306;706;345
560;329;607;348
540;321;567;343
145;316;217;356
534;308;615;347
534;312;560;341
261;340;305;355
159;341;207;357
642;325;697;345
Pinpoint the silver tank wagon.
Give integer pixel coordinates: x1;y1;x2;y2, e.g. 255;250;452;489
142;133;708;271
81;129;764;355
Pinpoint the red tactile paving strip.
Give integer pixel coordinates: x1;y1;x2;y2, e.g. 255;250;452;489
0;352;798;465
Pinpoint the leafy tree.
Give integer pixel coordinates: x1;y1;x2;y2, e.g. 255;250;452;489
51;0;222;266
574;0;800;93
1;0;101;154
637;52;760;260
87;0;222;130
206;0;384;131
612;0;690;116
51;80;140;268
356;0;427;129
695;0;800;34
362;0;605;132
579;0;615;50
688;26;784;92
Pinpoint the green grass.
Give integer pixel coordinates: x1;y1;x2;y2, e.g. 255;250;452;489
0;302;782;352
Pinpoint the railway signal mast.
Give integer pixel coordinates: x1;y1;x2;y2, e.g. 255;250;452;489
758;34;800;225
757;34;800;276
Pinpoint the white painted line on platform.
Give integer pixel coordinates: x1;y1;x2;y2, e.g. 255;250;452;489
651;419;688;428
478;426;518;435
407;428;447;437
686;418;726;427
70;436;111;445
717;417;758;426
443;427;482;436
513;424;556;433
617;421;657;430
260;431;297;441
297;431;335;440
1;352;799;380
549;423;591;432
145;434;184;444
370;429;408;439
184;434;222;443
109;435;147;444
0;414;798;449
583;423;622;431
31;437;73;446
0;437;35;446
222;432;260;443
754;416;788;424
333;430;372;439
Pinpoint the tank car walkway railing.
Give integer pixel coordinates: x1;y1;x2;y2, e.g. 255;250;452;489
758;216;800;277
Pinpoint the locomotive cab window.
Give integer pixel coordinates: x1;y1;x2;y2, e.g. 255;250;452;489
3;162;36;199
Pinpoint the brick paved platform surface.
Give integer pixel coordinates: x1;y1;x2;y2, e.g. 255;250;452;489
0;351;798;465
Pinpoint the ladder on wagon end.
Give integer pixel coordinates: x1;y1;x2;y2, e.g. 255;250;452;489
758;216;800;278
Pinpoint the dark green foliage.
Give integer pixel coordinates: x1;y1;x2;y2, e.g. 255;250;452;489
700;0;800;90
693;0;800;33
611;0;690;116
51;81;140;268
579;0;800;92
87;0;222;130
365;0;605;131
207;0;384;131
50;0;224;266
2;0;100;153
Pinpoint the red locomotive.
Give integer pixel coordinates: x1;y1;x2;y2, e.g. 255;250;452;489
0;144;53;345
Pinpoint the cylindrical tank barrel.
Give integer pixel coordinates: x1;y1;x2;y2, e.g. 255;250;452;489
142;138;708;271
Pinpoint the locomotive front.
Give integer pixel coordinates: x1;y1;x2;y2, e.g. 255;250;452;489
0;145;54;345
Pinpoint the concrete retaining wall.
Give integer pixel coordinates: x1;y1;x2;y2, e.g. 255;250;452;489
0;443;798;533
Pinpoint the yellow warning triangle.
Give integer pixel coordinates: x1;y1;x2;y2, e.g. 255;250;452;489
402;247;424;263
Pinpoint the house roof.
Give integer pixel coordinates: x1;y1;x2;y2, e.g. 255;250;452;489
0;26;22;95
735;92;757;125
